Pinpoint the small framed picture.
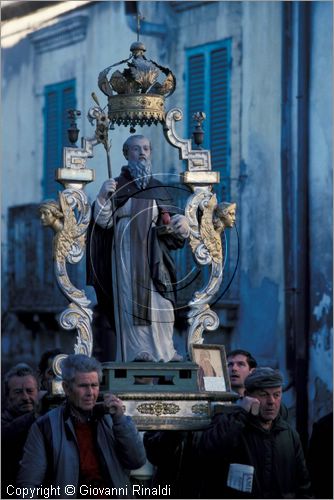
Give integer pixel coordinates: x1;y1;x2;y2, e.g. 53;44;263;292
192;344;231;392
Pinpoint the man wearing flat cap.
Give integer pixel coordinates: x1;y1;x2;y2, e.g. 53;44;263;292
199;367;311;498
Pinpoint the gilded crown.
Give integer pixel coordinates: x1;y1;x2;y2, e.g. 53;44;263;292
98;41;176;127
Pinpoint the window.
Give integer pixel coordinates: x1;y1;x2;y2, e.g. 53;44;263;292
175;40;232;305
186;39;231;202
43;79;76;198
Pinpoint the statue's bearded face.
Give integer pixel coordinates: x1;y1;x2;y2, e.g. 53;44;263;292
127;158;152;190
126;137;152;189
126;137;151;163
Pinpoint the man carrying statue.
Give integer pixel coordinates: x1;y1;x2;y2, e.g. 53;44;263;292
87;134;190;363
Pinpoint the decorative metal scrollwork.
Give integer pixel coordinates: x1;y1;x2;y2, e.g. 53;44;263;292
191;403;209;416
40;188;92;364
42;105;111;378
163;108;236;355
137;402;180;416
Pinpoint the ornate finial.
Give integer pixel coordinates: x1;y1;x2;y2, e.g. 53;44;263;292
88;93;111;154
135;11;145;42
192;112;206;148
91;92;101;107
67;109;81;145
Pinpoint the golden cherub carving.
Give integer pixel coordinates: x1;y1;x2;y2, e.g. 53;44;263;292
39;200;64;233
198;196;237;264
39;194;86;263
212;201;237;233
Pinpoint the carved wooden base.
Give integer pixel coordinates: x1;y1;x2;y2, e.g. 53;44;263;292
107;391;237;430
47;361;238;430
100;361;238;430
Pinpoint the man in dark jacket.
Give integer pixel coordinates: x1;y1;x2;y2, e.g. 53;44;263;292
16;354;146;499
1;363;46;496
307;411;333;498
199;367;311;498
144;430;203;499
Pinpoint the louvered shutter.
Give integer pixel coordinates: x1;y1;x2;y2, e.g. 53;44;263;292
44;80;76;198
181;54;207;291
186;40;231;201
187;54;205;143
179;40;232;302
62;85;76;148
210;47;231;201
44;90;59;198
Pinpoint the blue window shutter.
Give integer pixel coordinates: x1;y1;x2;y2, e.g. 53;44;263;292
44;90;59;199
186;40;231;201
61;85;76;148
210;46;231;201
181;40;232;301
44;79;76;198
187;54;205;137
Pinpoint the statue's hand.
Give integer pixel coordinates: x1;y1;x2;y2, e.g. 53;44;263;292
169;214;190;239
97;179;117;203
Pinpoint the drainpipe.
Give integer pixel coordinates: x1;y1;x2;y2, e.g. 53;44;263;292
281;2;295;373
125;1;167;39
281;1;311;449
294;1;311;449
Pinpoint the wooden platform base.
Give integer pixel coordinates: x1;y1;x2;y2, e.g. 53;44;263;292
100;361;238;430
47;361;238;430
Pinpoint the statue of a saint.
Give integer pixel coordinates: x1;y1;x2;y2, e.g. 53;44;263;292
87;135;190;362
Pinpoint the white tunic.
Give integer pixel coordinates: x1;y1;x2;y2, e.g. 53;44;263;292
94;197;178;362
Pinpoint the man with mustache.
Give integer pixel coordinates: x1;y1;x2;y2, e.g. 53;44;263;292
2;364;39;422
87;135;189;362
199;367;311;498
2;364;45;494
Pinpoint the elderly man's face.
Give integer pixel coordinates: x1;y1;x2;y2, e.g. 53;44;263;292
250;386;282;423
63;371;99;412
127;137;151;163
7;375;39;415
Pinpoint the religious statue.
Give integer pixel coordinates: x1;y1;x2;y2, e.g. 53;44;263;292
87;134;190;363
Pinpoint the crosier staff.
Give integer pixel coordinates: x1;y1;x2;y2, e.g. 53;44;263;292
91;93;125;361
